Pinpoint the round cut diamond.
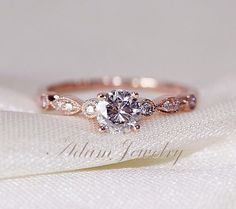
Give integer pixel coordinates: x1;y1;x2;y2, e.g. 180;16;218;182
96;90;141;133
180;94;197;111
82;99;98;118
140;99;155;116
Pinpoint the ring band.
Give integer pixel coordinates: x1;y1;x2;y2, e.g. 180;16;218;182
39;77;198;134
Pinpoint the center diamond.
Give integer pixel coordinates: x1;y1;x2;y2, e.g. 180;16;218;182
96;90;141;133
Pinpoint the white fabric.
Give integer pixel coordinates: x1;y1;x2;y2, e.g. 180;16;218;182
0;75;235;209
0;0;236;208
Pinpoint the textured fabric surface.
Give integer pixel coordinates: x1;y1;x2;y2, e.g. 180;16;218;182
0;0;236;208
0;75;235;209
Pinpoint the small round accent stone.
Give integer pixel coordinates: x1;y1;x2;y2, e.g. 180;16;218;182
82;99;98;118
140;99;155;116
188;95;197;110
181;94;197;111
62;102;73;111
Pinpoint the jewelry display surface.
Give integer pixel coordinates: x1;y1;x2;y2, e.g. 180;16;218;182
0;0;235;208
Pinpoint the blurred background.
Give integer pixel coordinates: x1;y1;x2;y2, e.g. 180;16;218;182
0;0;235;93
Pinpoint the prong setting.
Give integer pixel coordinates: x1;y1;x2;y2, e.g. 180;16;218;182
97;92;107;100
99;125;107;132
131;92;139;99
133;124;141;131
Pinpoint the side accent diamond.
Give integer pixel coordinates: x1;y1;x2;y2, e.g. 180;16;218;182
140;99;155;116
51;97;82;115
82;99;98;118
156;97;180;113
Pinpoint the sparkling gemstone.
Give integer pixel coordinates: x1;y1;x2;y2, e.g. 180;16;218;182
96;90;141;133
188;95;197;110
157;97;180;113
82;99;98;118
63;103;73;111
180;94;197;111
140;99;155;116
51;97;81;115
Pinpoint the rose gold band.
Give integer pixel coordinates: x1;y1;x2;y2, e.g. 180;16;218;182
39;77;197;133
46;77;195;95
41;77;197;111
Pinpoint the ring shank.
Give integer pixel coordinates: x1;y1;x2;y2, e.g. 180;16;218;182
47;77;196;96
40;77;197;114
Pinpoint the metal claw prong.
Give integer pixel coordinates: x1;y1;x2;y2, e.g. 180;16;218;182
131;92;139;99
97;92;107;100
99;126;107;132
133;124;141;131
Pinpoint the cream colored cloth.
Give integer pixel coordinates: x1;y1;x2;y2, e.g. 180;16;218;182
0;75;235;209
0;0;236;208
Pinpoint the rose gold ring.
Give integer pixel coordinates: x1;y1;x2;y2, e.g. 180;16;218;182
39;77;198;134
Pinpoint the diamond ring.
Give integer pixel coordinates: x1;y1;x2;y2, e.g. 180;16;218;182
39;77;197;134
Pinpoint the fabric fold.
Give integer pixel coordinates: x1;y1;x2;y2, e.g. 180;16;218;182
0;76;236;178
